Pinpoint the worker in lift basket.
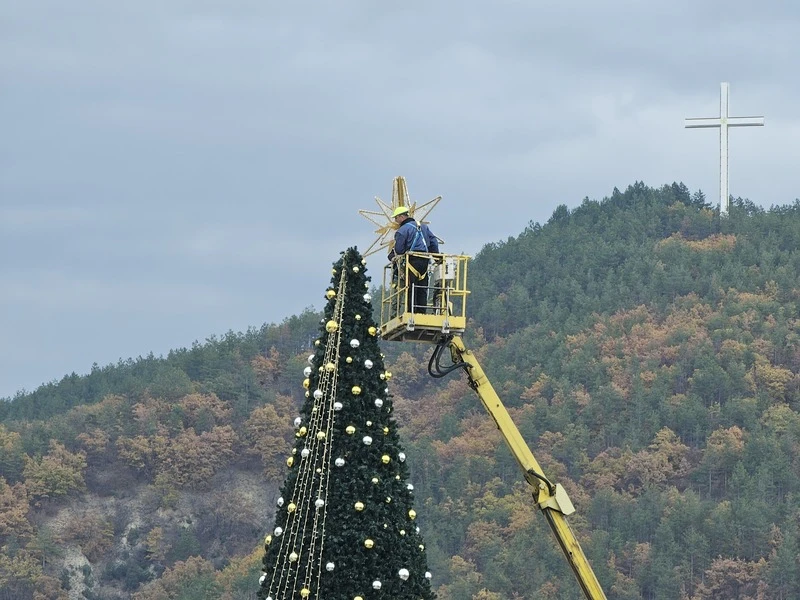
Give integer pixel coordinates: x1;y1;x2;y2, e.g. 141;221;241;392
388;205;440;314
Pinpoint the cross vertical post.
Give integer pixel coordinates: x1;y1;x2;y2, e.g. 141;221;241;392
685;82;764;215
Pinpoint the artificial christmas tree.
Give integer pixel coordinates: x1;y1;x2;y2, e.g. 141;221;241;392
258;247;435;600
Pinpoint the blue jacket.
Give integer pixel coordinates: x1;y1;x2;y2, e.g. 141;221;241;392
394;218;440;255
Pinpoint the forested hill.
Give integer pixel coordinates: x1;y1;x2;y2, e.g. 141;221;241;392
2;182;800;600
470;181;799;339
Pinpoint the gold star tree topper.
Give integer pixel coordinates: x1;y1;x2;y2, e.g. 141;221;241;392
358;176;441;257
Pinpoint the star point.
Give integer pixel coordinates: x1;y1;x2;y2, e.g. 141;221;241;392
358;176;442;257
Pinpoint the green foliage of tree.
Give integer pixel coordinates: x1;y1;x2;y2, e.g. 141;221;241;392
258;248;435;599
132;556;220;600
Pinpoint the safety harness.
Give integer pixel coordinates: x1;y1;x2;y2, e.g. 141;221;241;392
405;224;429;279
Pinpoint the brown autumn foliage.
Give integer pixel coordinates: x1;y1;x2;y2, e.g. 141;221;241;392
0;478;31;543
623;428;691;492
177;392;232;430
690;557;769;600
251;346;282;385
132;556;219;600
116;429;168;477
432;412;502;463
157;425;237;488
61;513;114;563
75;427;110;459
22;441;86;503
242;401;293;480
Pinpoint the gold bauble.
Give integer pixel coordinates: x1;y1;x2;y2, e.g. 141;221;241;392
289;551;298;562
346;356;353;363
299;426;307;437
385;371;392;380
325;320;338;333
381;454;391;464
300;589;310;598
346;425;356;435
303;378;310;389
364;539;374;549
287;456;294;467
316;431;326;440
351;385;362;395
264;534;272;546
325;362;335;372
354;501;365;511
288;502;296;513
383;427;389;435
409;509;417;520
314;339;321;346
400;529;406;536
325;289;336;299
368;326;377;336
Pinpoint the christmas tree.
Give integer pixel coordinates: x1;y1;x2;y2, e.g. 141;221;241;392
258;247;435;600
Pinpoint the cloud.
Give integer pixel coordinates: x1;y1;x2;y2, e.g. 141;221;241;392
1;0;799;397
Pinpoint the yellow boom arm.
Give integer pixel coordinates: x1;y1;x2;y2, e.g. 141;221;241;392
447;335;607;600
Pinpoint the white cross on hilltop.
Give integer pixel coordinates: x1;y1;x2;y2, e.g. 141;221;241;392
685;82;764;215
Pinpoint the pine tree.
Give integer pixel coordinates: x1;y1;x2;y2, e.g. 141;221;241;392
258;247;435;600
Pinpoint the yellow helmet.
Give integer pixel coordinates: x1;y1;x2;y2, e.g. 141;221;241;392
392;206;410;218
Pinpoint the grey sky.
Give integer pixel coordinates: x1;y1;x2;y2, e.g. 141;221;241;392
2;1;798;399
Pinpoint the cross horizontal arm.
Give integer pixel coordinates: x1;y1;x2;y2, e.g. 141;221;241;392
728;116;765;127
684;118;721;128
